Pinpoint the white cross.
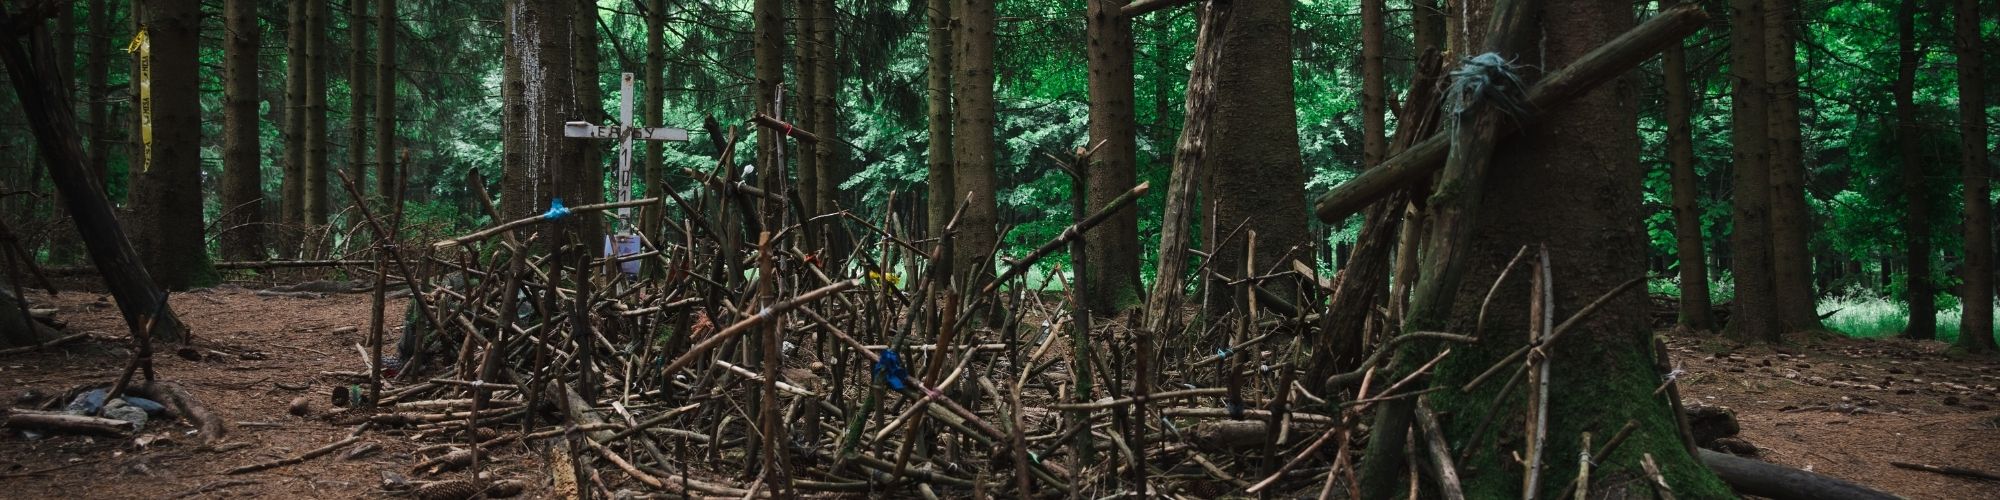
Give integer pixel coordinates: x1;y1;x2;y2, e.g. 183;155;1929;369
565;73;688;274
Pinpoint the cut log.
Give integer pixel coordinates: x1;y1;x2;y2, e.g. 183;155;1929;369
1699;449;1899;500
1;409;133;435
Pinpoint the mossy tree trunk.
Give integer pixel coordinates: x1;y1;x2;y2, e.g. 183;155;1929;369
1357;0;1732;497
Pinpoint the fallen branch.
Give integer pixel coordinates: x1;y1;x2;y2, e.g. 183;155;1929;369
1700;449;1898;500
432;197;661;249
1889;461;2000;482
226;434;362;474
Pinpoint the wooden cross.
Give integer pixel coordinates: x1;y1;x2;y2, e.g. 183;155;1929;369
564;72;688;273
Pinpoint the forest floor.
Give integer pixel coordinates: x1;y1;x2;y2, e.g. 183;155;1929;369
1;284;1996;498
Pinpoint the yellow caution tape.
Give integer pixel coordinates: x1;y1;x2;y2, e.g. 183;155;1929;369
125;26;152;173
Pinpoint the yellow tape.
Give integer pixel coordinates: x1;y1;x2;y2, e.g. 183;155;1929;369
125;27;151;173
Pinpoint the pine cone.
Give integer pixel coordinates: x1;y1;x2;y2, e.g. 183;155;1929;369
415;479;480;500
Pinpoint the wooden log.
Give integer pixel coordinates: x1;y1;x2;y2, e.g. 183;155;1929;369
1700;449;1898;500
1;410;133;435
1890;461;2000;482
0;8;185;343
1311;3;1710;223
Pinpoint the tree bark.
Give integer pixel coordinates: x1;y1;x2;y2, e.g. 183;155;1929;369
348;0;369;208
811;0;840;261
574;0;603;253
1663;1;1714;331
794;0;818;242
1084;0;1140;313
1726;0;1778;342
281;0;307;257
85;0;111;193
499;0;580;221
1765;0;1818;332
754;0;783;233
953;0;999;288
1954;0;1994;352
304;0;331;235
376;0;398;211
641;0;667;250
1201;0;1311;314
1361;0;1386;170
925;0;953;249
220;0;265;262
1896;0;1935;340
126;0;210;289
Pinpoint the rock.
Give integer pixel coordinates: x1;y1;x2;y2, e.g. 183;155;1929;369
289;397;312;416
1684;404;1741;447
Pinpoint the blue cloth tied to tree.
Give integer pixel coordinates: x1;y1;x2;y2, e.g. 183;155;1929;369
543;197;572;220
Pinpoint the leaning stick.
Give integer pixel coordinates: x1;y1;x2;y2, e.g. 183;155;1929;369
1461;275;1647;392
432;197;662;250
978;182;1150;296
653;279;859;377
1312;3;1710;222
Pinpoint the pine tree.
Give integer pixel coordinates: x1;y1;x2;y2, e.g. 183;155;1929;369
220;0;266;261
1084;0;1140;313
126;0;211;288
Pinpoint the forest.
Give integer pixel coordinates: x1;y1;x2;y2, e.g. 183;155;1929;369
0;0;1995;498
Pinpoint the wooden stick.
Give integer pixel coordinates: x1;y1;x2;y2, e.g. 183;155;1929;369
0;332;88;355
1312;3;1710;222
1414;397;1467;500
431;197;661;249
1890;461;2000;482
226;435;362;474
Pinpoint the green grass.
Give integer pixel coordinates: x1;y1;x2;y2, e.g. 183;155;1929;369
1818;293;1998;343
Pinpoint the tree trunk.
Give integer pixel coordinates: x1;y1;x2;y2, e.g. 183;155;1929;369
1765;0;1818;332
1144;0;1232;336
575;0;603;253
126;0;210;290
86;0;111;193
499;0;580;221
1896;0;1935;340
925;0;953;251
1084;0;1140;313
220;0;265;261
1361;0;1386;169
348;0;369;209
304;0;331;236
1411;0;1443;55
953;0;999;287
1956;0;1995;352
642;0;666;249
1201;0;1310;314
1664;1;1714;331
281;0;307;257
1360;0;1733;496
1726;0;1778;342
811;0;840;262
754;0;784;231
376;0;397;211
794;0;818;242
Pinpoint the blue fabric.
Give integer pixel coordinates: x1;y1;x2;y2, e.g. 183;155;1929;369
873;349;909;391
543;197;572;220
64;388;167;416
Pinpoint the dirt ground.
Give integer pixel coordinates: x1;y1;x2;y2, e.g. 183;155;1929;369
3;285;1998;498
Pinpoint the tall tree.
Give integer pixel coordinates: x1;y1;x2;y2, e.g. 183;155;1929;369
281;0;307;256
305;0;331;235
1956;0;1994;352
925;0;953;248
1664;2;1714;331
575;0;603;251
1727;0;1779;342
753;0;783;227
1359;0;1385;168
641;0;666;244
1202;0;1310;313
1358;0;1731;495
376;0;397;208
126;0;210;288
810;0;839;258
953;0;999;286
220;0;266;261
499;0;580;220
85;0;111;192
794;0;819;238
1897;0;1936;340
1765;0;1819;332
1084;0;1140;313
348;0;369;205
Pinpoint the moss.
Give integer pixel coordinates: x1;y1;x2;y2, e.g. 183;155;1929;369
1423;326;1736;499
